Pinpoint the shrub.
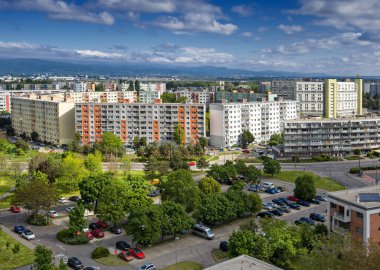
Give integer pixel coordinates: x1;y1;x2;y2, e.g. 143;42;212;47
27;214;49;226
57;229;89;245
92;246;110;259
312;155;330;162
349;167;360;174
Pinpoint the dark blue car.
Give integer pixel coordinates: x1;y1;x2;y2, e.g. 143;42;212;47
265;188;277;194
287;203;301;210
14;225;26;234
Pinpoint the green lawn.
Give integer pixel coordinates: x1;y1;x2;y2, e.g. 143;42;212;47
162;261;203;270
237;157;262;163
0;194;13;209
268;171;344;191
0;229;35;270
95;255;129;266
208;155;219;162
0;175;15;195
212;249;229;263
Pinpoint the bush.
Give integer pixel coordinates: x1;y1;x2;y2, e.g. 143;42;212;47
312;155;330;162
56;229;89;245
27;214;49;226
349;167;360;174
92;246;110;259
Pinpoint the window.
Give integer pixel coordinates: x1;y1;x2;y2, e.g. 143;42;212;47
330;203;337;208
356;212;363;219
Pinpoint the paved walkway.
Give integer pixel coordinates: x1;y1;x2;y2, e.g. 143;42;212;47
0;224;36;250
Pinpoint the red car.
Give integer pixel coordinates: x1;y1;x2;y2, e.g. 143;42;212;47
118;251;134;262
85;231;93;240
92;229;104;238
129;248;145;259
10;205;21;213
96;220;109;229
287;196;299;202
242;149;250;154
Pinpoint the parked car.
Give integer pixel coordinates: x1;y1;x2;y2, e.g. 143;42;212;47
91;229;104;238
278;205;290;213
262;182;275;189
89;223;100;230
265;188;277;194
10;205;21;213
309;198;321;204
316;195;327;202
47;210;59;218
109;225;122;234
96;220;109;229
14;225;26;234
287;196;299;202
287;203;301;210
270;209;284;216
262;203;273;210
193;224;214;240
257;211;274;218
242;149;250;154
310;213;325;222
138;264;156;270
118;251;134;262
248;185;261;192
129;248;145;259
219;241;229;252
298;200;311;207
116;241;131;251
276;186;286;192
272;198;285;206
67;257;83;270
84;268;96;270
69;196;81;202
66;206;75;212
85;231;93;240
295;217;315;226
22;230;35;240
279;197;290;204
58;197;68;204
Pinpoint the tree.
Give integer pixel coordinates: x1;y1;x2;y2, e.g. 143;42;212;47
68;202;87;235
126;204;162;246
79;173;114;213
198;177;221;195
100;132;124;159
56;153;89;192
196;157;209;171
95;83;104;92
247;193;262;214
169;149;189;171
269;133;284;146
160;200;194;238
161;170;200;212
228;230;271;261
15;139;29;152
262;159;281;176
34;245;54;270
67;132;82;153
144;157;170;179
161;92;177;103
241;130;254;148
128;80;134;91
13;171;59;215
134;80;140;94
174;123;185;145
133;136;140;149
31;131;39;142
294;175;317;200
84;150;103;174
139;137;147;148
199;137;208;149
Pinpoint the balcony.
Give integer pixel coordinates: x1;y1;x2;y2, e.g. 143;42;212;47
333;212;351;223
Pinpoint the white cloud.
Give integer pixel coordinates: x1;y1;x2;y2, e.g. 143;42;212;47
231;4;254;17
93;0;177;13
75;50;124;59
257;26;268;33
242;32;253;38
278;24;304;35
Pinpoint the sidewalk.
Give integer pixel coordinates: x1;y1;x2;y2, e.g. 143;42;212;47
0;224;36;250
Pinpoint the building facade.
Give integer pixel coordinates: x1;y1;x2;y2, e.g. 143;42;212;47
327;186;380;243
295;81;324;117
214;91;276;103
140;82;166;94
175;90;215;104
12;94;75;145
139;91;160;103
271;80;296;99
283;117;380;156
75;103;206;145
65;91;137;103
210;100;298;147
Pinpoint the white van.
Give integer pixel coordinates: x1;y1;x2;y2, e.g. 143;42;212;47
262;182;274;189
193;224;214;240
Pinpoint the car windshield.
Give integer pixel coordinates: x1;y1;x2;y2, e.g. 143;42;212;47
134;248;142;253
205;228;213;235
26;231;33;235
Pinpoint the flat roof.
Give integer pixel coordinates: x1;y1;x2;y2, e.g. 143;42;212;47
328;186;380;210
204;255;282;270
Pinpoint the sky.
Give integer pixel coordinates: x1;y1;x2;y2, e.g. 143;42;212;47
0;0;380;75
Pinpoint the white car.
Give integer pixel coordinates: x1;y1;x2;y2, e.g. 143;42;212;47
262;203;273;210
66;207;75;212
47;210;59;218
58;197;68;204
22;230;35;240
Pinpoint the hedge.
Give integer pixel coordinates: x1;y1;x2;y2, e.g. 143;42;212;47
57;229;89;245
349;166;380;174
92;246;110;259
27;214;49;226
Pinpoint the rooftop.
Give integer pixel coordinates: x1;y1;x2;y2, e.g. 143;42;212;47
204;255;282;270
328;186;380;210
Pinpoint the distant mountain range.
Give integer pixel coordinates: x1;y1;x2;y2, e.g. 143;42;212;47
0;58;327;78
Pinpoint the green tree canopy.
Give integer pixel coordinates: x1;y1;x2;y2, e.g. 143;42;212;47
294;174;317;200
68;202;87;235
198;176;221;195
262;159;281;176
241;130;255;148
34;245;54;270
101;132;124;159
160;200;194;238
84;150;103;174
196;157;209;171
174;123;185;145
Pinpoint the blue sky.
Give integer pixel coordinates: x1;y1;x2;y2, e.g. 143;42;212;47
0;0;379;75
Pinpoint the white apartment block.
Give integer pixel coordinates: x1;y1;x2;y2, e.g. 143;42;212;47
65;91;137;103
210;100;298;148
283;116;380;156
175;91;215;104
72;82;87;92
296;81;324;117
0;92;11;112
75;103;206;145
139;91;160;103
12;94;75;145
140;82;166;94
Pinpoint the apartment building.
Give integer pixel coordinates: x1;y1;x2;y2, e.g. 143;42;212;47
139;91;160;103
140;82;166;94
0;92;11;112
72;82;87;92
210;100;298;147
175;90;215;104
368;82;380;97
12;94;75;145
283;116;380;156
75;103;206;145
214;91;276;103
295;81;324;117
259;82;271;93
327;186;380;243
271;80;296;99
65;91;137;103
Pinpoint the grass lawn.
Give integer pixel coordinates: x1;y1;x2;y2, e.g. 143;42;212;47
0;229;35;270
208;155;219;162
127;170;145;178
95;255;129;266
212;249;229;263
0;194;13;209
0;175;15;195
162;261;203;270
345;156;364;160
237;157;262;163
279;157;340;163
268;171;344;191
